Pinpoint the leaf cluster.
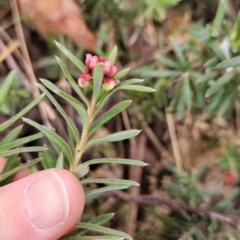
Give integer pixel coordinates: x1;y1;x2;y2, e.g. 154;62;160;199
132;0;240;120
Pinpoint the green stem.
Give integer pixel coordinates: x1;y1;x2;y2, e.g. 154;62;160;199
70;100;96;171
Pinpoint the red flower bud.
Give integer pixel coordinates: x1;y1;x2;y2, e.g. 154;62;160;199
85;54;99;71
109;65;117;77
103;60;117;77
85;54;92;66
78;73;91;88
85;54;117;76
98;56;105;62
102;77;116;91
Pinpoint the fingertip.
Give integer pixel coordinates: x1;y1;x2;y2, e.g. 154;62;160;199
0;168;85;240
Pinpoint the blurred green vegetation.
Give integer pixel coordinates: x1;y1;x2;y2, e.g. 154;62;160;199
2;0;240;239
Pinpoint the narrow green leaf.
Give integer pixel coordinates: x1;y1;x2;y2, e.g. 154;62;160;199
29;165;38;174
73;164;89;179
114;68;130;79
196;72;217;84
141;70;181;78
0;125;23;144
93;64;104;100
0;71;16;109
0;132;44;152
55;41;85;72
56;90;88;130
212;0;226;37
82;158;147;167
85;185;129;199
81;178;139;186
209;42;226;60
0;155;21;186
0;94;45;132
75;222;132;240
1;155;19;174
205;71;236;97
182;79;192;109
118;85;156;92
94;90;117;116
38;81;79;148
89;100;131;136
62;236;123;240
56;151;64;168
107;46;118;65
0;157;42;181
22;118;73;164
94;79;144;116
204;57;219;68
205;89;223;113
89;213;115;226
155;55;180;69
55;56;89;106
41;80;88;130
218;93;233;116
0;155;19;185
118;78;144;86
41;147;56;169
0;147;46;158
214;56;240;69
215;188;240;211
184;25;211;42
83;130;141;152
170;40;187;70
66;213;115;237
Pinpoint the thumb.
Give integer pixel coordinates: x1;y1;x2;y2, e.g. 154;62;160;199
0;169;85;240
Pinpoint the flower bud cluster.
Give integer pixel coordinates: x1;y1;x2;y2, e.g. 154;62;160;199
78;54;117;91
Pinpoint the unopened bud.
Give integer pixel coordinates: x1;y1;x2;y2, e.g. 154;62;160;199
102;77;116;91
78;73;91;88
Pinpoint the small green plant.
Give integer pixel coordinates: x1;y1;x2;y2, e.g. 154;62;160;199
156;161;240;239
0;43;155;239
133;0;240;120
0;71;46;185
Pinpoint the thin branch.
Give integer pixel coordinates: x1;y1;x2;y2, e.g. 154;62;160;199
102;190;240;229
10;0;53;128
165;108;183;172
0;40;19;63
135;110;174;161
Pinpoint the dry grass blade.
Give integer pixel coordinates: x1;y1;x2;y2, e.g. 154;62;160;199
10;0;55;128
165;108;183;172
0;40;19;63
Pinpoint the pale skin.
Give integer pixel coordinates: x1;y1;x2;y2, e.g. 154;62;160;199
0;158;85;240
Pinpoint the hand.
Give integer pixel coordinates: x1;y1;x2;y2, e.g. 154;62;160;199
0;158;85;240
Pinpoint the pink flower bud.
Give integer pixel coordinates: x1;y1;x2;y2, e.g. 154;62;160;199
102;61;117;77
103;60;111;75
88;56;99;70
98;56;105;62
109;65;117;77
78;73;91;88
102;77;116;91
85;54;93;66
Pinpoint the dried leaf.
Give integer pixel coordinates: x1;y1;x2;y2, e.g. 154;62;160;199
18;0;96;51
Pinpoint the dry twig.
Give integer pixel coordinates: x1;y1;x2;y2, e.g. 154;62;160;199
10;0;54;128
165;108;183;172
102;190;240;229
0;40;19;63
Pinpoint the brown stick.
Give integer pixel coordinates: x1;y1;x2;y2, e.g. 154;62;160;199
0;40;19;63
102;191;240;229
10;0;53;128
165;108;183;172
121;108;139;237
126;133;146;237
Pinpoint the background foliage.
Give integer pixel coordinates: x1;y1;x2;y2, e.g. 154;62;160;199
1;0;240;239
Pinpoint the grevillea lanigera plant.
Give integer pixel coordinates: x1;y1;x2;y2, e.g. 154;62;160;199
0;43;155;239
